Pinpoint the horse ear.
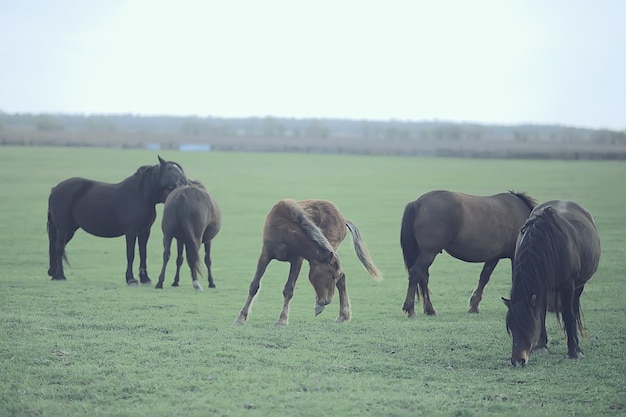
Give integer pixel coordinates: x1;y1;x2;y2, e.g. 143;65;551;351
530;294;537;307
502;297;511;309
158;155;166;166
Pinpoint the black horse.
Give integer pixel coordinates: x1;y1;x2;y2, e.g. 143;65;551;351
503;200;601;366
155;179;221;291
47;156;188;285
400;190;537;317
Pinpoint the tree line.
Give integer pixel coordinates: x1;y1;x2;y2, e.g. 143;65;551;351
1;112;624;145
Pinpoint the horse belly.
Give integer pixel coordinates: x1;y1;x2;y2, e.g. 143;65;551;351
72;205;126;238
445;238;507;263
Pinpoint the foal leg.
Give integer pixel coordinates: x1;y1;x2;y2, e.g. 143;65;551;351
234;252;272;325
561;286;584;359
468;259;499;313
335;273;351;323
276;257;303;326
172;239;184;287
155;234;173;289
204;241;216;288
402;252;437;317
137;229;152;284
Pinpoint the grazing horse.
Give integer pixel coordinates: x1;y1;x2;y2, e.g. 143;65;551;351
155;179;221;291
47;156;188;285
234;199;382;326
400;190;537;317
503;200;601;366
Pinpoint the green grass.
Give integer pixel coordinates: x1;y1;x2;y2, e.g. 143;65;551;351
0;146;625;417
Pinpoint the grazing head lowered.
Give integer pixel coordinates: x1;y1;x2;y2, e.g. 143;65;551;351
503;200;601;366
234;199;381;326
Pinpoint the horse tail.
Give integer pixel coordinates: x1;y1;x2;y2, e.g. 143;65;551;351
285;200;335;257
47;207;68;268
400;200;419;273
345;220;382;281
401;200;426;301
174;193;202;278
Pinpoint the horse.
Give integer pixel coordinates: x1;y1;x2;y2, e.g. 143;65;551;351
47;156;188;286
234;199;382;326
155;179;221;291
503;200;601;366
400;190;537;317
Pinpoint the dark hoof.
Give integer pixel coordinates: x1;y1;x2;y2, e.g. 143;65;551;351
155;283;163;289
171;282;179;287
140;278;152;285
127;279;139;287
51;276;67;281
209;283;216;288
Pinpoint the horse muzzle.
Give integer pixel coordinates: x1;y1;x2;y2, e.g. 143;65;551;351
510;352;529;367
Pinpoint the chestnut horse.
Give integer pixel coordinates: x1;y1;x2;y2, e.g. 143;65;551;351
47;156;187;285
155;179;221;291
503;200;601;366
400;190;537;317
234;199;382;326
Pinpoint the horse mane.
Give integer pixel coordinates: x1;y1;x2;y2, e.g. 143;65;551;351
284;199;335;257
509;207;571;336
508;190;538;211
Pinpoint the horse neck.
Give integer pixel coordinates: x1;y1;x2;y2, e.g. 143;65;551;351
133;165;162;204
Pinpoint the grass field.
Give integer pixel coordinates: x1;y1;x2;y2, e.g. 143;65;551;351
1;146;625;417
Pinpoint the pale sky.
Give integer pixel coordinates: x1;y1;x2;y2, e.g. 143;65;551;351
1;1;625;130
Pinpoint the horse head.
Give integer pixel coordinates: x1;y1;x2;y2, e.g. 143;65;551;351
502;295;543;366
309;251;345;316
157;156;188;202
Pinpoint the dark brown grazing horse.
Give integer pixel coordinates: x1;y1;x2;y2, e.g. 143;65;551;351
47;156;188;285
155;179;221;291
503;200;601;366
234;199;382;326
400;190;537;317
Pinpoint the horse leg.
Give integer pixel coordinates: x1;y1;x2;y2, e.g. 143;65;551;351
137;229;151;284
533;307;549;355
468;259;499;313
155;233;173;289
234;252;271;325
275;257;303;326
125;234;138;286
335;273;351;323
402;252;437;317
561;286;584;359
172;239;184;287
204;240;216;288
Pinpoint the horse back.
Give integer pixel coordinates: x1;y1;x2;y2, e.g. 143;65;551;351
263;199;344;261
410;190;534;261
163;184;221;241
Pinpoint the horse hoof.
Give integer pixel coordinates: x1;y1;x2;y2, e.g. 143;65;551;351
127;279;139;287
140;279;152;285
209;283;216;288
468;306;480;314
233;319;245;326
